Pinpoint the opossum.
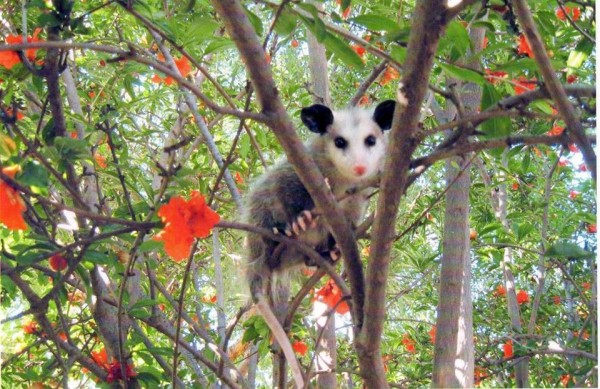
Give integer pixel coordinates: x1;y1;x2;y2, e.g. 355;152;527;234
242;99;395;386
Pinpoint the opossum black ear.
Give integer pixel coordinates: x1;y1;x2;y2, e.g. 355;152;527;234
373;100;396;131
301;104;334;134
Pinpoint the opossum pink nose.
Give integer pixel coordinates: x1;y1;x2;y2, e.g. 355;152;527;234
354;165;366;176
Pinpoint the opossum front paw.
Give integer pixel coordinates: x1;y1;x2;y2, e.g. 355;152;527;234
284;210;317;237
329;244;341;262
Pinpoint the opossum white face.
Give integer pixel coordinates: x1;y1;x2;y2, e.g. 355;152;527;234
301;100;396;181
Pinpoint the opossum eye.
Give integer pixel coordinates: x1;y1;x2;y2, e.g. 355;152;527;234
365;135;376;147
334;137;347;149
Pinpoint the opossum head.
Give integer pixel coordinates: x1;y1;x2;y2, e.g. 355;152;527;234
301;100;396;182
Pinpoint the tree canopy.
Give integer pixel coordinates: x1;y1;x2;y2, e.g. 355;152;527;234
0;0;596;388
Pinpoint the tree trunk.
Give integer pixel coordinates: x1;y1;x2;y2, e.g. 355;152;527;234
306;3;336;386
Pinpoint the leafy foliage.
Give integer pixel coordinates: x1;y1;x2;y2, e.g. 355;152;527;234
0;0;596;388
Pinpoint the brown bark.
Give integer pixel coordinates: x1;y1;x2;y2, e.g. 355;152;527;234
358;1;451;387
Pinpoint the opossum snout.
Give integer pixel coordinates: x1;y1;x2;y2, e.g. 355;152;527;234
353;165;367;176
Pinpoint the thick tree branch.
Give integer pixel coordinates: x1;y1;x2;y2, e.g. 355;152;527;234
512;0;596;180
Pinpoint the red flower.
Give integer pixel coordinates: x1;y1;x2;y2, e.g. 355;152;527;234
547;125;565;136
474;366;488;386
556;6;581;21
154;191;220;261
234;171;244;184
517;35;534;58
569;190;579;199
567;74;577;84
292;340;308;356
401;333;416;353
0;28;43;69
511;182;519;191
0;165;27;230
106;360;137;383
49;254;68;271
513;76;537;95
560;374;572;386
23;320;38;335
351;44;366;58
503;339;513;358
516;290;529;305
357;95;370;107
291;39;299;48
568;144;579;153
558;158;569;167
587;224;597;234
553;295;561;305
582;282;591;290
484;69;508;84
578;164;587;172
493;285;506;297
313;278;350;314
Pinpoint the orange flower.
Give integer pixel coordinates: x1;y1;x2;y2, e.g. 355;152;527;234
582;282;591;290
313;278;350;314
0;165;27;230
493;285;506;297
58;332;68;342
91;347;109;370
154;191;220;261
513;76;537;95
553;295;561;305
94;153;108;169
560;374;572;386
547;125;565;136
351;44;366;58
556;6;581;21
23;320;38;334
292;340;308;356
5;107;25;121
517;35;534;58
401;333;416;353
511;182;519;190
357;95;370;107
516;290;529;305
153;55;193;85
503;339;513;358
380;66;400;86
0;28;43;69
484;69;508;84
587;224;597;233
291;39;299;48
202;294;217;304
474;366;488;386
234;171;244;184
428;325;436;344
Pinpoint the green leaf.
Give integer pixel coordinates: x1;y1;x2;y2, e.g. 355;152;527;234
439;20;470;61
439;63;486;85
243;6;263;37
480;84;511;138
545;242;594;259
54;137;89;162
19;161;49;189
567;39;593;69
321;32;364;69
129;298;159;310
273;8;297;36
390;45;407;64
138;240;163;253
349;14;400;32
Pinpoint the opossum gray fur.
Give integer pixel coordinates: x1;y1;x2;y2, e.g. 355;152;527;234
242;100;395;387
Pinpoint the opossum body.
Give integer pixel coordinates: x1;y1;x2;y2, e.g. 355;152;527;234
243;100;395;387
244;100;396;300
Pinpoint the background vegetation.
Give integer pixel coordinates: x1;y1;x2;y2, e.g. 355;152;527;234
0;0;596;387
